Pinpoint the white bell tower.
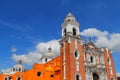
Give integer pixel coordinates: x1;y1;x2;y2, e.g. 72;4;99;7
61;12;80;38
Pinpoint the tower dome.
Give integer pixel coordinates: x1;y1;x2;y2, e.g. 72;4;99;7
64;12;76;22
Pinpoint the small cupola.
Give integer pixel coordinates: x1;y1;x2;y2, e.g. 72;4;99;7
40;47;56;64
12;60;25;72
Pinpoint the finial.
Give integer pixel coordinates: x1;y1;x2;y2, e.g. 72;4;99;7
18;60;22;64
67;12;73;17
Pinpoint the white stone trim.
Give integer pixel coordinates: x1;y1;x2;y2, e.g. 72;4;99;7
75;40;77;49
63;63;66;80
63;42;66;80
76;61;79;71
63;42;66;61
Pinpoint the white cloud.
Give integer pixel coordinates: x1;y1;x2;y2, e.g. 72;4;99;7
11;47;17;53
81;28;120;52
12;28;120;65
1;68;11;73
12;40;60;65
81;28;108;37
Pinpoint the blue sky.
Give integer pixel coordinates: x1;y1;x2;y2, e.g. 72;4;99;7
0;0;120;73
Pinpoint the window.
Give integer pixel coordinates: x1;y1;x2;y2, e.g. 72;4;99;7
45;58;47;62
111;77;114;80
74;50;79;59
17;77;21;80
90;56;93;63
93;73;99;80
13;68;15;71
5;77;7;80
50;74;54;78
19;68;21;71
107;58;109;62
63;29;67;36
107;57;111;65
68;19;70;21
73;28;76;36
76;74;79;80
37;72;41;76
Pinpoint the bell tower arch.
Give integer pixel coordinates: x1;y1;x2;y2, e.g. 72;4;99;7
60;12;86;80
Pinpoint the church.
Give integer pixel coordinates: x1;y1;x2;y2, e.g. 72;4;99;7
0;13;117;80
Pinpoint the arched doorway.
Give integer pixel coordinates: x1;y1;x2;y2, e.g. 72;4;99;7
76;74;79;80
17;77;21;80
75;74;81;80
4;77;7;80
93;73;99;80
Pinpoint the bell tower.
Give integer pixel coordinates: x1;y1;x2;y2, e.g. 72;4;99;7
59;12;86;80
61;12;80;38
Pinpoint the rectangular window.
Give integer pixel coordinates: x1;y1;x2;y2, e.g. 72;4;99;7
37;72;41;76
50;74;54;78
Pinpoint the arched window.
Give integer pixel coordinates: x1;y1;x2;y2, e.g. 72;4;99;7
37;72;41;76
45;58;47;62
4;77;7;80
107;58;109;62
16;69;17;71
19;68;21;71
111;77;114;80
93;73;99;80
75;51;78;57
63;29;67;36
76;74;80;80
73;28;77;36
90;56;93;63
17;77;21;80
74;50;79;59
13;68;15;71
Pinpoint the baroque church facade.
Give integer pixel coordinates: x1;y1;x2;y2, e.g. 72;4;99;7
0;13;117;80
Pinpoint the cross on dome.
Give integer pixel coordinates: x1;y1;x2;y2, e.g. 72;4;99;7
18;60;22;64
66;12;73;17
